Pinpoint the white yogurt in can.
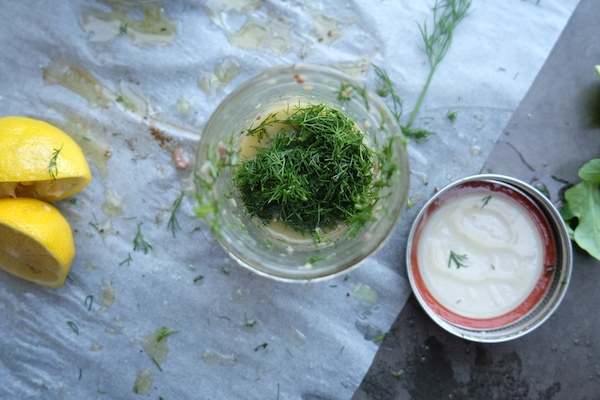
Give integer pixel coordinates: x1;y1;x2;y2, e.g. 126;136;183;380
407;175;570;340
417;190;545;320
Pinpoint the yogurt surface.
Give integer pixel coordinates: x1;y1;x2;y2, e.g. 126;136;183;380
416;190;544;319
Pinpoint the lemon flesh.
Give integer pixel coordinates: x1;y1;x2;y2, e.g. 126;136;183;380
0;198;75;288
0;116;92;202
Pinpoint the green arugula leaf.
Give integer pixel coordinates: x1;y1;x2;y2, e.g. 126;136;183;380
578;159;600;183
562;159;600;261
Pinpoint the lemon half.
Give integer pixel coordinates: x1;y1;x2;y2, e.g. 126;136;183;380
0;197;75;288
0;116;92;202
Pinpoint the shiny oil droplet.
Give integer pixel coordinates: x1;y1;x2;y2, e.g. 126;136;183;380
99;279;115;308
351;283;379;307
133;369;154;395
202;350;238;367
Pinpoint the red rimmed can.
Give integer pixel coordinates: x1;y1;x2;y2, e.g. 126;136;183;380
406;174;572;342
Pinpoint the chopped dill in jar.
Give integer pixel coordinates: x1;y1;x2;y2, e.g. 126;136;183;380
234;103;391;239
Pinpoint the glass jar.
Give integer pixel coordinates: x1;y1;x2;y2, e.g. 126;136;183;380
194;64;409;281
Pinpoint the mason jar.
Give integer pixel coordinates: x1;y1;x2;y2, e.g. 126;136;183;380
194;64;410;281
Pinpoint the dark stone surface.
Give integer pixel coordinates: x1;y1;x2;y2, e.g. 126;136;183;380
354;0;600;398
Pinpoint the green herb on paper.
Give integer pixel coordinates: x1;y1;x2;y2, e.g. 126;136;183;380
119;253;133;266
89;213;106;242
193;274;204;283
448;250;468;269
374;333;386;343
405;0;472;131
561;159;600;261
371;66;433;142
447;110;457;122
155;326;179;343
84;295;94;311
167;191;185;237
48;144;63;181
133;223;153;254
254;342;268;351
373;65;403;123
151;357;163;372
67;321;79;335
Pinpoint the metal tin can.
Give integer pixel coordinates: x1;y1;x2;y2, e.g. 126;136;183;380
406;174;572;343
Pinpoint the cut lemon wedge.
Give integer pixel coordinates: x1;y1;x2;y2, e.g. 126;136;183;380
0;197;75;288
0;116;92;202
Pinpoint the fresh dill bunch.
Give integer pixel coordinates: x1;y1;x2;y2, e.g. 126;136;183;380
235;103;383;239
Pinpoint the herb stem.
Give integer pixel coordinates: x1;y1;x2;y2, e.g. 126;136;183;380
67;321;79;335
406;65;436;129
406;0;471;130
167;191;185;237
84;295;94;311
133;223;153;254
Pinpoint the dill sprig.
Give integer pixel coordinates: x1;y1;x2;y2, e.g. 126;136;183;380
133;223;153;254
246;112;279;141
406;0;471;129
89;213;106;242
167;191;185;237
448;250;468;269
371;66;434;142
337;82;370;110
119;253;133;266
235;103;383;239
373;65;403;123
48;144;63;181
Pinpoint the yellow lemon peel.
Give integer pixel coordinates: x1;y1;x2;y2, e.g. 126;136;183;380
0;116;92;202
0;198;75;288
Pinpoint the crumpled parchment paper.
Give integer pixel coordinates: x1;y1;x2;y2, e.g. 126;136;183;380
0;0;578;398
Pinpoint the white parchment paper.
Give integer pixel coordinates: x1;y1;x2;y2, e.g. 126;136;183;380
0;1;579;399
